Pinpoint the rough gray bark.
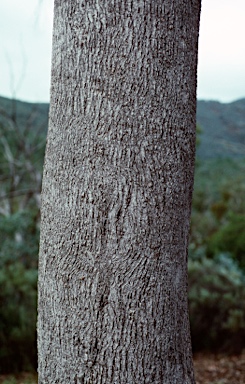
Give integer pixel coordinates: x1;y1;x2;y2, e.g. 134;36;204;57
38;1;201;383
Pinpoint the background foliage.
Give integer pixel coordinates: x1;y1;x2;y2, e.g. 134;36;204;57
0;98;46;373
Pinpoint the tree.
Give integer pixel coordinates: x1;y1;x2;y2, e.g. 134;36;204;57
38;1;201;383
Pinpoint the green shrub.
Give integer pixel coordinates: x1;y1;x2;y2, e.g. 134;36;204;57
190;158;245;255
1;377;17;384
188;253;245;353
0;263;37;373
207;214;245;272
0;210;39;269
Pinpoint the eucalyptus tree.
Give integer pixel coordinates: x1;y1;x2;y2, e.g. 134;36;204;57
38;1;201;383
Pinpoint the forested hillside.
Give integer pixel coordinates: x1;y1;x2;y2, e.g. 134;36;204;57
0;95;244;373
1;95;244;159
197;99;245;158
0;96;49;132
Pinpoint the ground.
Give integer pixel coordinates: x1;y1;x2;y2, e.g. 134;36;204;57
194;352;245;384
0;353;244;383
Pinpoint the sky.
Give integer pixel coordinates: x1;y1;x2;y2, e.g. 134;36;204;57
0;0;244;104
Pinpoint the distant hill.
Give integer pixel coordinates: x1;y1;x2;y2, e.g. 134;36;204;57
197;99;245;159
0;96;49;134
0;95;244;159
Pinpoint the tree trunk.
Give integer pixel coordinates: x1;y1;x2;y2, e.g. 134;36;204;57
38;1;201;383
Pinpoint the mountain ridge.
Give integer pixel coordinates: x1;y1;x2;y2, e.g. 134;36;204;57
0;95;244;159
197;98;245;158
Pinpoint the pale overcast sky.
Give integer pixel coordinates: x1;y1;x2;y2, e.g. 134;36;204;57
0;0;244;103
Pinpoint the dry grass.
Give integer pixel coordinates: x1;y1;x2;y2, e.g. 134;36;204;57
0;372;37;384
194;352;245;384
